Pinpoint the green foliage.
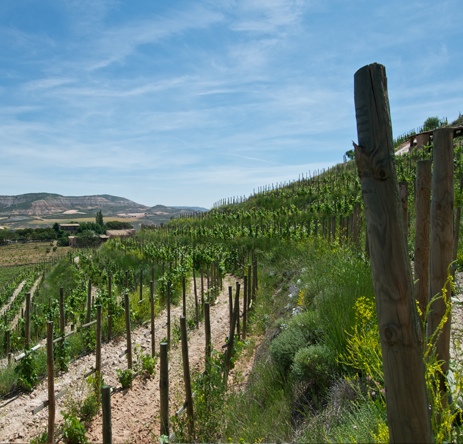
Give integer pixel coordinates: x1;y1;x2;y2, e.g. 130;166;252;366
423;116;444;131
95;210;104;228
15;349;38;392
339;296;383;384
291;344;335;386
116;368;135;389
62;413;89;444
55;337;70;372
30;429;48;444
270;322;311;377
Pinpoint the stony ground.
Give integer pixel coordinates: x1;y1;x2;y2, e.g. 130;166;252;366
0;274;256;443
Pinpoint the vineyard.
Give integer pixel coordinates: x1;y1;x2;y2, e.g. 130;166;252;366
1;106;463;440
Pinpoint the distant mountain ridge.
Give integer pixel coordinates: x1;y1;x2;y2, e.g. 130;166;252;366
0;193;207;217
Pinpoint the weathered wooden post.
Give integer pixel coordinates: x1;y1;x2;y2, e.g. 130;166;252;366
86;280;92;324
25;292;31;349
399;181;409;239
160;342;169;437
224;282;241;384
180;316;195;439
96;305;102;375
124;294;133;369
193;268;199;329
182;275;187;318
59;288;65;336
414;160;432;332
167;281;171;349
427;127;454;380
204;302;211;364
108;273;112;341
6;329;11;364
353;62;433;443
150;280;156;358
102;385;112;444
243;276;248;340
47;321;55;444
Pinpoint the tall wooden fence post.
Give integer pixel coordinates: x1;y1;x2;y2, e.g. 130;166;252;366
124;294;132;369
86;280;92;324
353;62;433;443
414;160;432;334
102;385;112;444
25;292;31;349
180;316;195;439
150;280;156;358
96;305;102;375
204;302;211;365
47;321;55;444
427;127;454;381
160;342;169;437
108;274;112;341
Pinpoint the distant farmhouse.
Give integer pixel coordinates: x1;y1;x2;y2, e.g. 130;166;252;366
59;223;80;234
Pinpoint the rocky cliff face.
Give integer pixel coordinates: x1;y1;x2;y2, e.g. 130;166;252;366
0;193;149;216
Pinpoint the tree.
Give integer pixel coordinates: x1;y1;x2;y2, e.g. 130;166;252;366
423;116;441;132
96;210;104;227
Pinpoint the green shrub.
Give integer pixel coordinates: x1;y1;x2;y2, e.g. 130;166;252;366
270;310;321;377
291;344;335;386
15;350;38;392
270;325;308;377
116;368;134;389
62;413;88;444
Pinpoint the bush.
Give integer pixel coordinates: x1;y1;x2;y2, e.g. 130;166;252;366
270;310;322;377
62;413;88;444
270;324;309;377
117;368;134;389
291;344;335;386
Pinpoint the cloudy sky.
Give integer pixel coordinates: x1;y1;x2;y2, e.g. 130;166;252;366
0;0;461;208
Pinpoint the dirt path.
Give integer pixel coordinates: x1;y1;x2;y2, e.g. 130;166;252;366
0;274;244;443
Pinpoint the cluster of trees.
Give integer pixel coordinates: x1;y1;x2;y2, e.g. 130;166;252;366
0;227;59;244
0;211;133;247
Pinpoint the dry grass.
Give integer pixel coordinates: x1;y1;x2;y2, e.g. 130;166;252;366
0;241;71;266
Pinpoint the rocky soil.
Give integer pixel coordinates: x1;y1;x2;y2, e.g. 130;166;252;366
0;274;255;443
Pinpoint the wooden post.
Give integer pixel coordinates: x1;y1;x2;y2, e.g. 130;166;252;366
59;288;65;336
124;294;132;369
25;292;31;349
353;62;433;443
139;270;143;302
204;302;211;364
453;171;463;267
243;276;247;340
399;182;409;239
108;274;112;341
182;275;186;318
247;265;252;311
224;282;240;384
47;321;55;444
414;160;432;332
160;342;169;437
102;385;112;444
167;281;171;349
427;128;454;379
96;305;102;375
193;268;199;329
228;286;233;332
150;280;156;358
6;330;11;364
200;270;204;308
86;279;92;324
180;316;195;439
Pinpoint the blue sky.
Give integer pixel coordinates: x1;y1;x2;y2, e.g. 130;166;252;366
0;0;461;209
